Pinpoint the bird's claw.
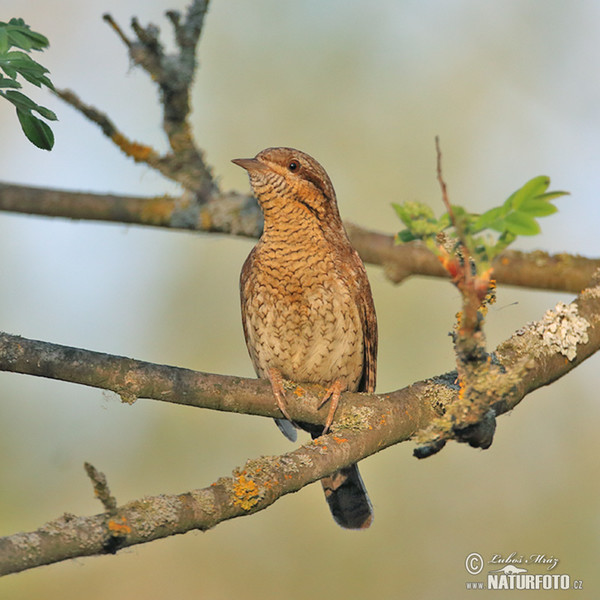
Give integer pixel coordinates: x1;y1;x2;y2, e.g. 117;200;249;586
318;379;344;435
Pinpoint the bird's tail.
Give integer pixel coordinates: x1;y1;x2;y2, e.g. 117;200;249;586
320;463;373;529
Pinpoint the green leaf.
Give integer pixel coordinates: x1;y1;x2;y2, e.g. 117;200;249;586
0;62;17;78
504;211;540;236
7;29;33;51
3;89;57;121
16;107;54;150
391;203;413;228
494;230;517;254
535;190;569;202
0;77;21;88
0;28;8;54
518;198;558;217
6;18;26;27
3;88;38;110
436;212;452;230
449;205;467;219
0;51;52;88
34;104;57;121
472;205;508;232
396;229;416;243
509;176;550;209
6;18;49;50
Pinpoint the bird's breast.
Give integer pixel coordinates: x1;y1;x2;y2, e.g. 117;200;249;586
241;242;364;390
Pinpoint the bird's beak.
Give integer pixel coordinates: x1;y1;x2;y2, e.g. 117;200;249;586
231;157;267;172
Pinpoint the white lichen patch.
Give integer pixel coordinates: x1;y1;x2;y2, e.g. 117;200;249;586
535;301;589;361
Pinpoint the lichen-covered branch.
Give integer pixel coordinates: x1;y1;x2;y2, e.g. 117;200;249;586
414;275;600;455
0;399;425;576
1;274;598;427
0;182;596;292
1;279;600;575
0;182;262;236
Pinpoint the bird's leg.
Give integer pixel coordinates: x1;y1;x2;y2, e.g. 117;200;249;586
318;379;345;434
267;367;294;422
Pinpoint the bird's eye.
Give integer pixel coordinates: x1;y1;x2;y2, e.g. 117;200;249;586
288;160;300;172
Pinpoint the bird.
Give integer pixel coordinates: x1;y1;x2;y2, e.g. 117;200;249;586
233;147;378;529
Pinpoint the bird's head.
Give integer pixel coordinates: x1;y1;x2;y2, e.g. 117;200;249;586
232;147;342;225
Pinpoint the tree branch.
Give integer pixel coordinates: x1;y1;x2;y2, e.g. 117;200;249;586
3;0;595;294
0;182;596;293
1;277;599;575
52;1;216;198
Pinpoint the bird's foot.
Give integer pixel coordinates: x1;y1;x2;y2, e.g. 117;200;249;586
318;379;345;434
267;367;294;422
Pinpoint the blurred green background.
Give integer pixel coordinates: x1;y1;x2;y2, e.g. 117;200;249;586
1;1;598;598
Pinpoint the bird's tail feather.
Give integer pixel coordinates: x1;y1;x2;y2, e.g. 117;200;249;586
320;463;373;529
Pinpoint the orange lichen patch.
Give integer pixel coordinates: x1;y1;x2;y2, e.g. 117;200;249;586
232;474;260;511
436;248;461;279
262;478;277;489
293;385;306;397
107;517;131;536
312;439;328;450
378;414;387;426
112;133;158;162
139;196;176;225
458;379;466;400
332;436;348;444
500;257;510;266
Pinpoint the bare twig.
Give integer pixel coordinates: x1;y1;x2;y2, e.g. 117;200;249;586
435;136;455;226
84;462;117;513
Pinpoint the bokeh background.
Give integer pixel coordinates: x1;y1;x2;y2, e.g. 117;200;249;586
1;1;598;598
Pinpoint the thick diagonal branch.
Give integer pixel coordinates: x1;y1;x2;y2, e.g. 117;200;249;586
1;280;599;575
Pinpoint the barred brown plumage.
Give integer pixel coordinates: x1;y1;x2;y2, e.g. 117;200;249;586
233;147;377;529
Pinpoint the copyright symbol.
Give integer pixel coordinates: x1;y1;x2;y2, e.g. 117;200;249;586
465;552;484;575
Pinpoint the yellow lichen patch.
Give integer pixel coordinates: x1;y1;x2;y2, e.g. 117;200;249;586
107;517;131;536
200;210;212;230
118;391;137;405
112;133;158;162
232;474;260;511
139;196;176;225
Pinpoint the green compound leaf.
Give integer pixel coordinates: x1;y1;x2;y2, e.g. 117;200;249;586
394;174;566;268
0;19;56;149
